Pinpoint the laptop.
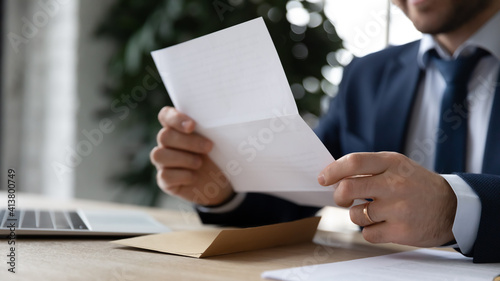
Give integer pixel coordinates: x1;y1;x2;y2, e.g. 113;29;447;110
0;208;171;236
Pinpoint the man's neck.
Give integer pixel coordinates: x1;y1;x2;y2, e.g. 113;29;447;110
435;5;500;54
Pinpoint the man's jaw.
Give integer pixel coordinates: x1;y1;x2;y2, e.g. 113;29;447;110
408;0;427;6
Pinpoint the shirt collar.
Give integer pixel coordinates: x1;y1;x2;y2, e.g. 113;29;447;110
417;10;500;69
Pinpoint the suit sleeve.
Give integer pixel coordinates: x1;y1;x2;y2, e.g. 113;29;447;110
197;193;320;227
457;173;500;263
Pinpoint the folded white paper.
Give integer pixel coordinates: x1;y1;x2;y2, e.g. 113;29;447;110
262;249;500;281
151;18;336;206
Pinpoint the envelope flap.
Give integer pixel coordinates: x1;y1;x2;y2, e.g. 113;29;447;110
112;229;222;258
112;217;320;258
200;216;321;258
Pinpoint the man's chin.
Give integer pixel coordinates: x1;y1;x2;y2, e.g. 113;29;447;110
412;17;466;35
411;23;442;35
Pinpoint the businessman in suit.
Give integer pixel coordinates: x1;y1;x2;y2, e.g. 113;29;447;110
150;0;500;263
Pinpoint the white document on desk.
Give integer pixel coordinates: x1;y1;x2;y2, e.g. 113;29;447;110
151;18;336;207
262;249;500;281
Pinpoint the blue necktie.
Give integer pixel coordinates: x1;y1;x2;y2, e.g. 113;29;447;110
432;49;488;173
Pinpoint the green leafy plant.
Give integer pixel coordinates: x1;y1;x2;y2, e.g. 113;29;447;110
96;0;343;206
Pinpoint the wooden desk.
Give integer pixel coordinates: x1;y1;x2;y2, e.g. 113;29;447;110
0;193;419;281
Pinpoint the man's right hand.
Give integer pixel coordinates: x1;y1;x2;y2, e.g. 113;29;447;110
150;106;235;206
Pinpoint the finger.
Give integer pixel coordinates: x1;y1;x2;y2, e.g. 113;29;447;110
156;127;212;154
363;222;394;243
150;147;203;169
157;168;197;192
319;152;394;186
349;201;384;226
362;222;398;244
158;106;196;133
334;173;389;207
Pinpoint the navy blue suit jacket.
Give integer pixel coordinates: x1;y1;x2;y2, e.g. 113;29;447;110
198;41;500;263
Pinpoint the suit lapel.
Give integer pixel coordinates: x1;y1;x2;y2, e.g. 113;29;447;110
482;69;500;175
374;43;423;153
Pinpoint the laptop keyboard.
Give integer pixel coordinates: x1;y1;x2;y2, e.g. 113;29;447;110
0;209;89;230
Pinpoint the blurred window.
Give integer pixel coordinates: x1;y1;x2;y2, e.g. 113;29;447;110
325;0;422;57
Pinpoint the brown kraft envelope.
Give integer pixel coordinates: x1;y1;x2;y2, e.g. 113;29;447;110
111;216;321;258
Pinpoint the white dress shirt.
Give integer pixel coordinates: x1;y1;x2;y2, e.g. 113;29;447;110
405;11;500;253
199;11;500;255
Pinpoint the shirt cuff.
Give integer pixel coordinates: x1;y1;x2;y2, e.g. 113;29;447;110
196;193;247;214
441;174;482;254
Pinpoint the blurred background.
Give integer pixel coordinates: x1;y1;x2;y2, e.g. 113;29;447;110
1;0;420;210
